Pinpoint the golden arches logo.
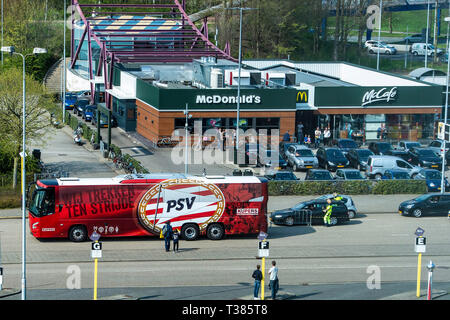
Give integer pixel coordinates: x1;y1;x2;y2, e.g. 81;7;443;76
297;91;308;103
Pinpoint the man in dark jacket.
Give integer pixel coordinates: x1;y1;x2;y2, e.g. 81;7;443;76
162;221;173;252
252;264;263;300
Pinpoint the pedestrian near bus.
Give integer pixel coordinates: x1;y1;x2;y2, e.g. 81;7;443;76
173;229;180;253
252;264;263;300
268;260;279;300
162;221;173;252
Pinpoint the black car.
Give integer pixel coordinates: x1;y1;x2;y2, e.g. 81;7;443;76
408;147;442;170
92;112;118;128
334;169;366;180
270;199;349;226
305;169;333;181
335;138;358;154
399;193;450;218
258;149;288;169
264;171;298;181
74;98;91;116
385;149;413;163
346;149;374;170
316;147;350;171
368;142;394;155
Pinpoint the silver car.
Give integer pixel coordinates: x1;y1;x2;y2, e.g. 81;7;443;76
316;194;358;219
285;145;319;171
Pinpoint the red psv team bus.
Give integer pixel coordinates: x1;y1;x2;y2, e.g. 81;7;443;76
27;174;268;242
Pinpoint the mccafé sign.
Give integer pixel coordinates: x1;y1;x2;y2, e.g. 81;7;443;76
361;87;398;107
196;94;262;104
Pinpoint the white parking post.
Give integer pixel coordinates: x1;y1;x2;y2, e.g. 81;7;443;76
0;267;3;290
427;260;435;300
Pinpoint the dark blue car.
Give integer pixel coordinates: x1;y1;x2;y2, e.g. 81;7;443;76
414;169;449;192
382;169;411;180
82;105;97;122
64;92;78;110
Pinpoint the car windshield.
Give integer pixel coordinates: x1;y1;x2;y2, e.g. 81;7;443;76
77;100;89;106
276;173;295;180
414;194;430;202
312;172;332;180
356;149;373;160
392;172;410;179
28;187;55;217
295;149;314;157
378;143;393;152
417;149;436;157
326;149;345;159
345;171;364;179
406;142;421;149
339;140;357;148
292;202;306;210
425;171;441;179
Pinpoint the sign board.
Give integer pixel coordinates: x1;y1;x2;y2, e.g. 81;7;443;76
438;122;450;142
91;241;102;259
258;241;269;258
257;231;268;241
415;227;425;237
415;237;426;253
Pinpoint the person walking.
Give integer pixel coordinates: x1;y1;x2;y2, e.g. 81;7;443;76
282;130;291;142
323;198;333;227
268;260;279;300
173;229;180;253
252;264;263;300
162;221;173;252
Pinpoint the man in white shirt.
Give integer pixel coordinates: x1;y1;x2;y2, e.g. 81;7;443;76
268;260;279;299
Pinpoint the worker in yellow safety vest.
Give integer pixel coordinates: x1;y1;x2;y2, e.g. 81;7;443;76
333;192;343;202
323;198;333;227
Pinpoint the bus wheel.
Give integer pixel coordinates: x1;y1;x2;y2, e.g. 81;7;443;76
206;223;224;240
181;223;200;241
69;225;87;242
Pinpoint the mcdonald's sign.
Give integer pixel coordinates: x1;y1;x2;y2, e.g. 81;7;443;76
296;90;308;103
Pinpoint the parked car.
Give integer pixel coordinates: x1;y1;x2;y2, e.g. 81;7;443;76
366;155;421;180
76;90;91;99
264;171;298;181
368;142;394;155
413;168;450;192
258;149;288;169
334;169;365;180
270;199;349;226
74;98;91;116
428;140;449;157
285;144;318;171
335;138;358;155
404;34;423;43
408;147;443;170
304;169;333;181
397;141;421;152
280;142;298;160
382;169;411;180
315;194;358;219
346;149;374;171
64;92;78;110
364;40;388;49
440;52;448;63
316;147;350;171
368;43;397;55
82;105;97;122
411;43;443;56
398;193;450;217
384;149;413;163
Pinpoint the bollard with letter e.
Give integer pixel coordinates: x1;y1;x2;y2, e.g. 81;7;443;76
414;227;426;298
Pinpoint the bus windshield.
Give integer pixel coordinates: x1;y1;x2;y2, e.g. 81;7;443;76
28;187;55;217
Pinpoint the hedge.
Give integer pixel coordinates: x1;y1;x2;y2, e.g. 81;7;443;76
268;179;427;196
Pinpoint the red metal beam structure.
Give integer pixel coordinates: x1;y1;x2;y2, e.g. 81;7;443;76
71;0;236;109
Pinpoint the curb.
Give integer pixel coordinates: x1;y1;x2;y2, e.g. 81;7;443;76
381;289;448;300
237;290;297;301
0;289;21;298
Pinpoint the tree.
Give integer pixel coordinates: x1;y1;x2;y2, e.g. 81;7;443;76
0;68;54;188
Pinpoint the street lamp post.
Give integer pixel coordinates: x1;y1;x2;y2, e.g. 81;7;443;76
442;16;450;193
377;0;382;71
63;0;67;123
425;0;430;68
184;103;191;175
0;46;47;300
225;7;257;161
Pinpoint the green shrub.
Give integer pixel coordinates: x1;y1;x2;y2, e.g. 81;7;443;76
268;179;427;196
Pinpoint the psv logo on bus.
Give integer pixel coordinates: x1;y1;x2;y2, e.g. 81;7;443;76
137;179;226;235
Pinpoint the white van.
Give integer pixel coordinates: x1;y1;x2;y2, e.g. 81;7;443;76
411;43;443;56
366;155;421;179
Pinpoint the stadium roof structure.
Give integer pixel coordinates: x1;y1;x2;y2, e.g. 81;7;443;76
70;0;236;107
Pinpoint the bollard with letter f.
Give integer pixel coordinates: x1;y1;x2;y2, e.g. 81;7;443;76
257;232;269;300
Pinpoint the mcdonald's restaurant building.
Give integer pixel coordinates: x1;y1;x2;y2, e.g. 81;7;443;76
85;59;444;145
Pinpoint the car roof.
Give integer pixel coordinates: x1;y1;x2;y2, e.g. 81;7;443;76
308;169;330;173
